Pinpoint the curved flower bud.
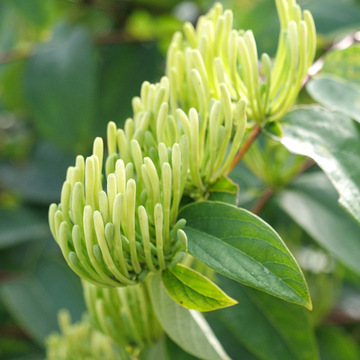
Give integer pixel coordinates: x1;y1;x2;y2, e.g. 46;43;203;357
49;131;189;287
176;85;247;195
46;310;126;360
83;281;163;348
166;0;316;123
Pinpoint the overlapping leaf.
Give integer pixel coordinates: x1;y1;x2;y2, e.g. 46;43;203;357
162;264;237;311
208;278;319;360
307;76;360;123
280;106;360;224
276;172;360;275
179;201;311;309
148;273;230;360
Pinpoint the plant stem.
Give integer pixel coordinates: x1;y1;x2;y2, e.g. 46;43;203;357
302;31;360;88
226;125;261;174
251;187;274;215
0;48;33;65
251;158;315;215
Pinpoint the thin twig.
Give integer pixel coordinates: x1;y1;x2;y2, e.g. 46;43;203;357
302;30;360;88
0;48;33;66
251;187;274;215
0;326;31;340
226;125;261;174
251;158;316;214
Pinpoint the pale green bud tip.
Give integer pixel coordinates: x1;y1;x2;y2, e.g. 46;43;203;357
49;130;189;288
83;282;163;348
46;309;124;360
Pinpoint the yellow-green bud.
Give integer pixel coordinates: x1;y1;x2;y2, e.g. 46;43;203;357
83;281;163;348
46;310;126;360
49;127;189;287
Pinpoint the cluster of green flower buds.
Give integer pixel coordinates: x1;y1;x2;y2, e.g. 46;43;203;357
49;0;315;290
176;86;246;195
131;76;247;194
46;310;125;360
167;0;316;123
49;123;189;287
83;281;162;348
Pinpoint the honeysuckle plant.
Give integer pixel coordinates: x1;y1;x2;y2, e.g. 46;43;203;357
46;310;127;360
166;0;316;124
44;0;360;359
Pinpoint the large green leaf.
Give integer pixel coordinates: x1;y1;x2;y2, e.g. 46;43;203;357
317;326;360;360
0;142;74;205
97;42;163;133
307;76;360;123
148;273;230;360
10;0;56;29
207;177;239;205
162;264;237;312
25;24;97;153
280;106;360;224
0;207;49;249
0;256;85;345
275;172;360;275
208;277;319;360
322;45;360;86
302;0;360;36
179;201;311;309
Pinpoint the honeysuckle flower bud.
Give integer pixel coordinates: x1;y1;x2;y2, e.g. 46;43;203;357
176;84;247;195
46;310;126;360
131;76;170;143
49;130;189;287
167;0;316;124
83;281;163;348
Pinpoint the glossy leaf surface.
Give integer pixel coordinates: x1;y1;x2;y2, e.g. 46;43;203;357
179;201;311;309
276;172;360;275
208;277;319;360
148;273;230;360
162;264;237;312
322;45;360;85
280;106;360;224
317;326;360;360
25;24;97;153
307;76;360;122
0;256;85;345
207;177;239;205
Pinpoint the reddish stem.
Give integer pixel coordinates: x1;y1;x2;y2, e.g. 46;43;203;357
226;125;261;174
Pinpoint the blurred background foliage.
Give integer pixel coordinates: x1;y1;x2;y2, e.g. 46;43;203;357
0;0;360;359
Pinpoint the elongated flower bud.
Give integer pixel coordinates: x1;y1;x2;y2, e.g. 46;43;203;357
49;131;189;287
167;0;316;123
176;86;247;195
46;310;126;360
83;281;163;348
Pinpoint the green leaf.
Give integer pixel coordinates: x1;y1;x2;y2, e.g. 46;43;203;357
322;45;360;86
0;256;85;345
25;24;97;153
275;172;360;275
205;315;259;360
307;76;360;123
0;60;28;111
148;273;230;360
208;277;319;360
317;326;360;360
0;207;49;249
280;106;360;224
302;0;360;36
97;42;163;132
179;201;311;309
207;177;239;205
0;142;74;205
10;0;56;29
161;264;237;312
